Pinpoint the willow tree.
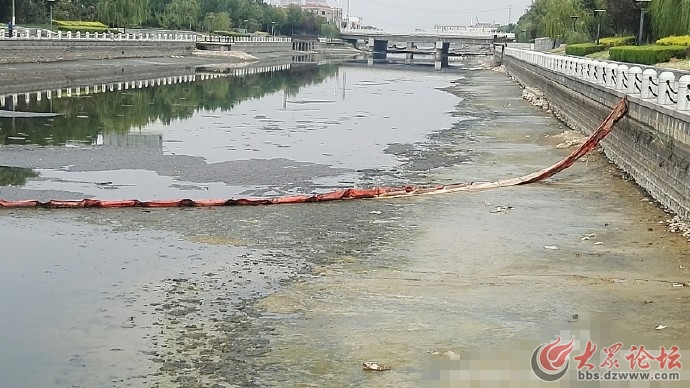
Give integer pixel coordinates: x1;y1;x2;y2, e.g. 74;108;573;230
97;0;148;30
540;0;592;44
650;0;690;38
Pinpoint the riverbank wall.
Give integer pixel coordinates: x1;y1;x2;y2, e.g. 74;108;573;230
497;47;690;219
0;39;194;64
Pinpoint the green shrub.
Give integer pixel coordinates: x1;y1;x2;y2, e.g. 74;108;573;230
608;45;688;65
598;36;635;47
565;43;605;56
656;35;690;46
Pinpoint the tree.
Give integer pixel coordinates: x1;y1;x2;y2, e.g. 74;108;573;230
516;0;593;44
605;0;643;36
161;0;200;30
285;5;302;35
97;0;148;29
319;22;339;38
650;0;690;38
203;11;231;33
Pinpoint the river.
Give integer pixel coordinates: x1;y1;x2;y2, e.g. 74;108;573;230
0;60;688;387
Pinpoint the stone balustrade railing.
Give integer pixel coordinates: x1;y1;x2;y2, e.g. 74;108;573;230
503;47;690;113
0;29;197;42
196;35;291;43
0;29;292;43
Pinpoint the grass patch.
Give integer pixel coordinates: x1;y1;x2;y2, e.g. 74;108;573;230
598;36;635;47
608;45;688;65
565;43;605;56
655;58;690;71
54;20;110;33
656;35;690;46
585;50;610;60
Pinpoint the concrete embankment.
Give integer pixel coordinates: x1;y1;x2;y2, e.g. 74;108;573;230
0;39;194;64
500;54;690;220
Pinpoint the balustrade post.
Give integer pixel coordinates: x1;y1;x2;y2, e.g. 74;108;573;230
640;69;658;100
606;63;618;88
628;67;643;95
658;72;677;105
677;75;690;111
616;65;629;91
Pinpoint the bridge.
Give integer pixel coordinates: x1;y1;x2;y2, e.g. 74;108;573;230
339;29;513;70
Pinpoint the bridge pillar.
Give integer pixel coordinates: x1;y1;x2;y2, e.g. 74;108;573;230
372;39;388;60
435;41;450;71
405;41;414;64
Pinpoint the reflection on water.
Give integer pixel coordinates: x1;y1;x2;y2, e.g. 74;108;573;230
0;64;339;146
0;166;38;186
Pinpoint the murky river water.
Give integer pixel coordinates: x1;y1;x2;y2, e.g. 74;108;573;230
1;61;689;387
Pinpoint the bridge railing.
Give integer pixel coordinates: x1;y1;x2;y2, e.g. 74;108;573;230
503;47;690;113
340;28;512;39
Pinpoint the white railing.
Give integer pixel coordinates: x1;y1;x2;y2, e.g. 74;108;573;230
0;28;197;42
340;28;502;39
0;29;294;43
503;47;690;113
196;35;291;43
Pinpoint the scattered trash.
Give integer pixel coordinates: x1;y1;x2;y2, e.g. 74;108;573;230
644;300;654;304
490;205;513;213
655;325;667;330
369;211;382;215
544;246;559;250
572;313;579;320
593;241;604;245
363;362;391;371
672;283;685;287
443;351;461;360
581;233;597;241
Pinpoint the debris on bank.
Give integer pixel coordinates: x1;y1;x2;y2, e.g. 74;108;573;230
667;216;690;241
363;362;391;371
490;64;508;74
521;87;550;111
553;130;588;149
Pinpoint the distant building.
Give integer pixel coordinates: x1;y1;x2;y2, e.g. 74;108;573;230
279;0;343;25
344;16;362;29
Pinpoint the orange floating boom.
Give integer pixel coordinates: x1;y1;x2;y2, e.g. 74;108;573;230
0;98;629;209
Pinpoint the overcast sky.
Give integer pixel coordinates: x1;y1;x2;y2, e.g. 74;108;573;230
334;0;533;30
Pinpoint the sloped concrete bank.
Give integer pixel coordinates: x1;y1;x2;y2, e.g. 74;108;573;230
502;55;690;221
0;39;194;64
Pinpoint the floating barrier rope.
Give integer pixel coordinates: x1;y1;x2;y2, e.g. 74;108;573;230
0;98;629;209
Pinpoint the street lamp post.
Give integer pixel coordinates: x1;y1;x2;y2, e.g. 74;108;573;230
271;21;276;36
636;0;651;45
569;15;579;32
11;0;15;36
47;0;56;31
594;9;606;45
